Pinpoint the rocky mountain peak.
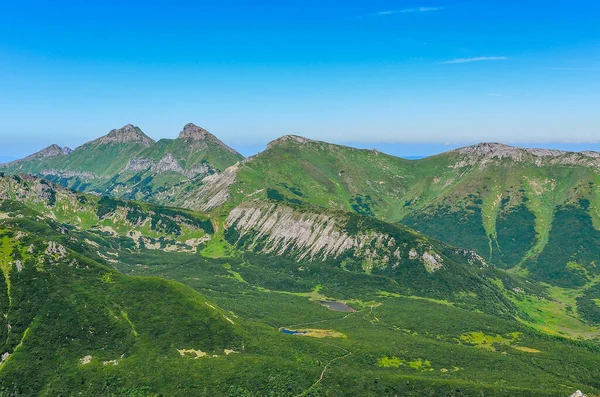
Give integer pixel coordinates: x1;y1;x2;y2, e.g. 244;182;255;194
455;142;568;158
8;144;73;164
457;142;514;155
38;144;73;157
177;123;242;156
178;123;211;141
449;142;600;169
96;124;155;146
266;135;315;150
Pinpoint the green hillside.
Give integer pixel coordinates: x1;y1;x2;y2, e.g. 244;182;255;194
0;173;515;317
0;204;243;395
1;124;154;181
2;174;600;395
4;131;600;395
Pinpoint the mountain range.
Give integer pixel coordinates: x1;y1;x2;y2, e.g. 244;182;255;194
2;124;600;396
1;123;243;202
5;125;600;288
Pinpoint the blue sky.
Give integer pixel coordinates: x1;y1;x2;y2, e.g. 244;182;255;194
1;0;599;160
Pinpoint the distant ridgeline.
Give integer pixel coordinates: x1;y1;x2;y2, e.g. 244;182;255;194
0;123;243;202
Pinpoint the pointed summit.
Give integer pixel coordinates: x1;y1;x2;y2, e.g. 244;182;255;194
176;123;241;156
94;124;155;146
36;144;72;157
178;123;212;141
16;144;72;162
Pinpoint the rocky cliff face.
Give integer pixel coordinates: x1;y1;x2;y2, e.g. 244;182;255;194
226;201;450;273
166;162;240;211
125;153;211;178
178;123;212;141
39;169;99;179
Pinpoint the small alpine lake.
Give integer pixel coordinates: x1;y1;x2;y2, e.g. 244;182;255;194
280;328;307;335
279;327;345;338
318;300;356;312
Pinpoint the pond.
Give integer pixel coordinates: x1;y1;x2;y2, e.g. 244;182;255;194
318;300;356;312
280;328;307;335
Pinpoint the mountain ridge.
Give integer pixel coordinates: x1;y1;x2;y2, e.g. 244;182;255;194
7;126;600;168
4;127;600;289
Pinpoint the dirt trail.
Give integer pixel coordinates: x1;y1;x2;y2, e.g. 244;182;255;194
295;344;352;397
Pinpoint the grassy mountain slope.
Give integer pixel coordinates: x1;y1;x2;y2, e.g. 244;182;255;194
0;205;244;395
0;185;356;396
1;125;154;182
110;223;600;397
7;130;600;289
0;174;513;316
0;173;216;254
2;175;600;395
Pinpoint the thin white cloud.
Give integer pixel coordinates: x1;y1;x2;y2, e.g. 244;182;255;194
488;93;503;97
544;67;600;71
442;56;508;64
374;7;444;16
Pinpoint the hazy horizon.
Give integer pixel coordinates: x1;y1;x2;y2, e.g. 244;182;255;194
2;0;600;159
3;123;600;164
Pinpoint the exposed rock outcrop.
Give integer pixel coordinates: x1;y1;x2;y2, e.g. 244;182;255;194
168;162;241;211
125;153;211;178
124;158;153;173
569;391;588;397
94;124;155;146
178;123;212;141
226;201;445;272
45;241;67;259
452;142;600;168
178;123;241;156
40;169;98;179
266;135;315;150
3;144;72;166
26;144;73;159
